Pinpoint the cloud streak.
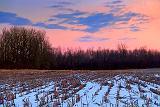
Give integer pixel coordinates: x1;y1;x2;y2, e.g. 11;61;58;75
78;35;110;42
0;11;32;25
51;11;148;32
0;11;67;30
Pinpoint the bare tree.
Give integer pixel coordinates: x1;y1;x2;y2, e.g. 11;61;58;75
0;26;52;69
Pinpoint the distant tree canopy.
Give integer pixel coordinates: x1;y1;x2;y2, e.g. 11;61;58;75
51;47;160;70
0;27;52;69
0;26;160;70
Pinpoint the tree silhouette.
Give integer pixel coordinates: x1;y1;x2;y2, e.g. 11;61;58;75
0;27;52;69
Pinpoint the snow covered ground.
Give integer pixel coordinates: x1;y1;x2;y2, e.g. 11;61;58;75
0;70;160;107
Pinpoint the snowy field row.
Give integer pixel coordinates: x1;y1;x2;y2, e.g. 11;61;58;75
0;69;160;107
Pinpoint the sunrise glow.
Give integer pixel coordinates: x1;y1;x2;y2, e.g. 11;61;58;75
0;0;160;50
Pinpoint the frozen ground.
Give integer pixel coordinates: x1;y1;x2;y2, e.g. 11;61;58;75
0;69;160;107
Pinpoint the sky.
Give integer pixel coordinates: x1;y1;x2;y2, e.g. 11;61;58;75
0;0;160;50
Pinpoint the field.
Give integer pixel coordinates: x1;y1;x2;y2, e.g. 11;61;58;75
0;69;160;107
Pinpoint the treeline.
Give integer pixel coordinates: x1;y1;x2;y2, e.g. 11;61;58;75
0;27;160;70
51;46;160;69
